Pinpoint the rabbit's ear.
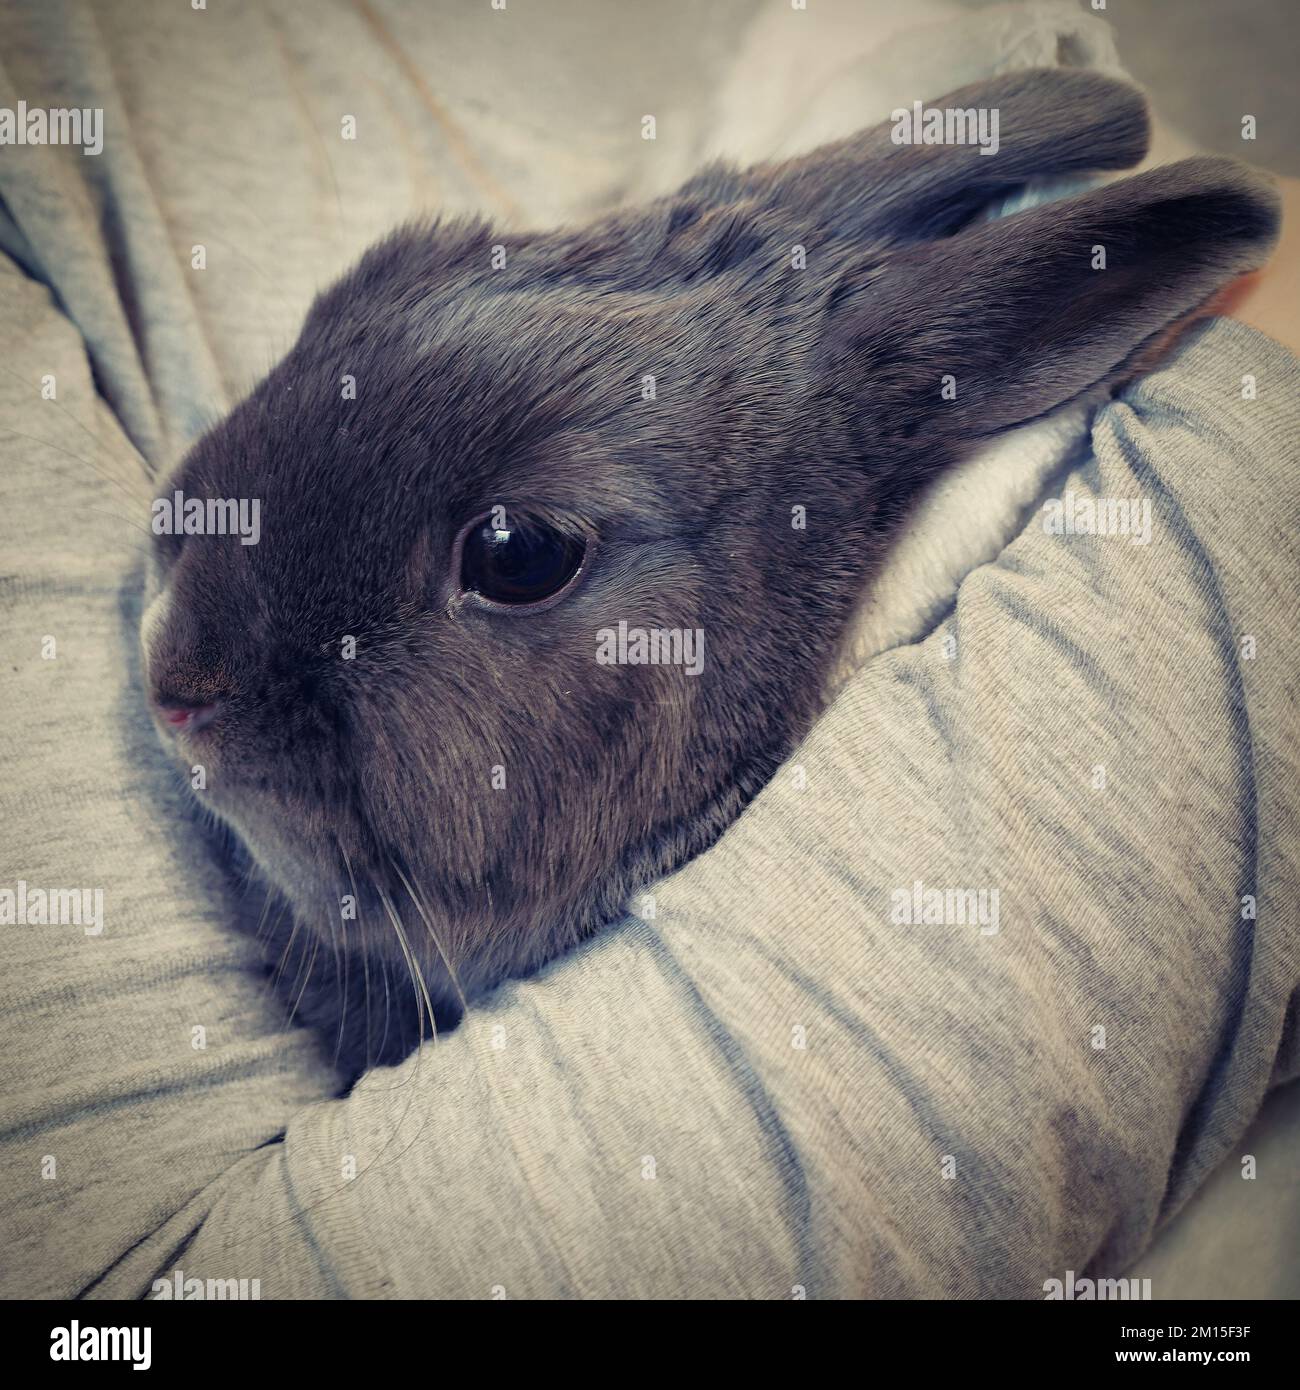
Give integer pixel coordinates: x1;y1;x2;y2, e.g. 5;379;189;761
740;68;1151;244
817;157;1280;459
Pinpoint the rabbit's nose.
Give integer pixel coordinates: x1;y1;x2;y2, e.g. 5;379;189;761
153;697;222;736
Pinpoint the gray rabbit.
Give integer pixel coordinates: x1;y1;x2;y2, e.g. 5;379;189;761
140;70;1279;1075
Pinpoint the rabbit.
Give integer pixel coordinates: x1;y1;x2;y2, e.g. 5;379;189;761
139;69;1280;1076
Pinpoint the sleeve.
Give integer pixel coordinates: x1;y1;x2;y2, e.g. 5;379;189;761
0;249;343;1299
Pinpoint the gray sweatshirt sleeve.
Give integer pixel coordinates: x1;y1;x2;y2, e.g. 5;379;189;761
110;316;1297;1300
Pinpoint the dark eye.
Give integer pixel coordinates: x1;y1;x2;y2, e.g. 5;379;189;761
458;516;589;608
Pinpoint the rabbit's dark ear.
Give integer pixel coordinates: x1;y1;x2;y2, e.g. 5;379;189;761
817;156;1280;455
732;68;1151;244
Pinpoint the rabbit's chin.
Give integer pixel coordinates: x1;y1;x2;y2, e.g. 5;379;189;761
203;785;564;1007
217;810;472;1004
195;791;335;921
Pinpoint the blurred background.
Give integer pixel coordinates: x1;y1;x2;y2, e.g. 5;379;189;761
1075;0;1296;171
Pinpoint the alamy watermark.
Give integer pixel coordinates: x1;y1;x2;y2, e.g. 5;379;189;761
890;879;1000;935
1044;1270;1152;1300
1;881;103;935
1;102;103;156
596;620;704;676
891;101;1000;156
50;1323;150;1370
150;1269;262;1300
152;489;261;545
1042;490;1153;545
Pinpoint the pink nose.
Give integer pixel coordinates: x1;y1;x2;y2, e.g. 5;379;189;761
156;701;220;735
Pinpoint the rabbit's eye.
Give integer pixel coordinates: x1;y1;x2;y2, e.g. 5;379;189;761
458;517;588;608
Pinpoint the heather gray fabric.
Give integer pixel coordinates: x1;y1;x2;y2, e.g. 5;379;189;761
1;0;1297;1300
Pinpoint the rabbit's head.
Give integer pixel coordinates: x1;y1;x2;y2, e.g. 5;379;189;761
141;69;1278;1033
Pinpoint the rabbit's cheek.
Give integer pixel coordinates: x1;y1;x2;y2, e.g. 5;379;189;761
138;578;170;673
